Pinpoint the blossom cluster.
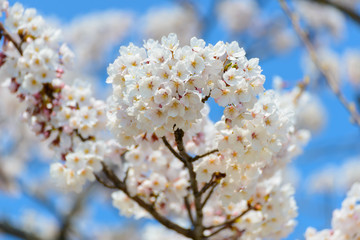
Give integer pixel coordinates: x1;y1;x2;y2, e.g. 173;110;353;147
305;182;360;239
0;1;311;239
0;2;123;192
108;33;309;238
107;33;264;146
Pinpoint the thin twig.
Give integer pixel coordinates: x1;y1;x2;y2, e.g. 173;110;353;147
0;22;23;55
201;183;217;209
279;0;360;126
184;195;195;225
97;162;193;239
162;136;184;163
192;149;219;162
174;129;203;239
0;221;43;240
57;184;94;240
310;0;360;26
204;204;254;238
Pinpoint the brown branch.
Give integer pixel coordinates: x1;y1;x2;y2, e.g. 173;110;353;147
0;22;23;55
204;203;254;238
174;128;204;239
184;195;195;225
57;184;94;240
94;173;117;189
279;0;360;126
97;162;193;238
162;136;184;163
192;149;219;162
310;0;360;26
0;221;43;240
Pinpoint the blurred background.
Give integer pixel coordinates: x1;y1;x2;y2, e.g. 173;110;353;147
1;0;360;239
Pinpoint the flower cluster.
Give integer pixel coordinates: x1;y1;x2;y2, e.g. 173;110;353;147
305;182;360;239
0;2;119;192
107;33;264;146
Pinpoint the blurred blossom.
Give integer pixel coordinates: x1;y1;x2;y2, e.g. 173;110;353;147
295;1;345;38
305;182;360;239
307;157;360;194
307;166;337;194
295;93;327;133
270;28;297;53
303;48;341;88
64;10;133;70
274;77;327;133
21;210;58;239
142;224;188;240
344;50;360;86
217;0;258;34
141;5;200;44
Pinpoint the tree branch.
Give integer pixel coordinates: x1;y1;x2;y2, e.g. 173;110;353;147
184;195;195;225
279;0;360;126
0;221;43;240
0;22;23;55
204;203;255;238
162;136;184;163
97;162;193;239
192;149;219;162
310;0;360;26
174;128;204;239
57;184;94;240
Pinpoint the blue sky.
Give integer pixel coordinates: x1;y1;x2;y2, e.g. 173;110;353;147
1;0;360;239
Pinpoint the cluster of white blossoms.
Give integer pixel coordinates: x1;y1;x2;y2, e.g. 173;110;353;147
107;33;310;238
0;2;125;192
0;1;315;239
305;182;360;240
107;33;264;146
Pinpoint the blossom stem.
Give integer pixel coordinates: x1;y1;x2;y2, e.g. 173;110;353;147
0;22;23;55
279;0;360;126
192;149;219;162
310;0;360;26
97;162;193;238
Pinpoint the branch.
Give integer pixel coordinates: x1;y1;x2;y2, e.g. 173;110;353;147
57;184;94;240
199;173;226;209
204;203;255;238
310;0;360;26
161;136;184;163
279;0;360;126
0;22;23;55
192;149;219;162
174;128;204;239
184;195;195;225
97;162;193;239
0;221;43;240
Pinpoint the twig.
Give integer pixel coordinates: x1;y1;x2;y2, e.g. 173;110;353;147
174;129;204;239
161;136;184;163
310;0;360;26
204;204;254;238
0;22;23;55
0;220;43;240
57;184;94;240
184;195;195;225
96;162;193;238
192;149;219;162
279;0;360;126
